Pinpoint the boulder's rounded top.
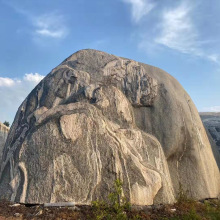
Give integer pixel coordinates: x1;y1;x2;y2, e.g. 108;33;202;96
59;49;179;89
62;49;116;63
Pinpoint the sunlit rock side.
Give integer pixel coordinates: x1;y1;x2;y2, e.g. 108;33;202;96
0;49;219;205
0;122;9;161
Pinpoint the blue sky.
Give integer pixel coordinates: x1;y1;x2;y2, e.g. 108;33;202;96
0;0;220;124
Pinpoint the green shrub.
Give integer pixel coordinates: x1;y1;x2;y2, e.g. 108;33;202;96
91;179;131;220
3;121;10;127
182;208;201;220
203;200;220;220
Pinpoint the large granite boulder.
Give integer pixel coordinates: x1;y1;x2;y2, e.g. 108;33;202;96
0;50;219;205
200;112;220;168
0;123;9;162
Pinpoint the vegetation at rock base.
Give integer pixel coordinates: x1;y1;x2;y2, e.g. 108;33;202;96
0;181;219;219
90;180;220;220
91;179;138;220
0;198;219;219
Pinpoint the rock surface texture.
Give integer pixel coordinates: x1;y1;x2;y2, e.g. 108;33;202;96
0;123;9;162
200;112;220;168
0;50;219;205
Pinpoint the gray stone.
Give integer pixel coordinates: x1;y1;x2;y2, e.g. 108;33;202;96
0;122;9;161
0;49;219;205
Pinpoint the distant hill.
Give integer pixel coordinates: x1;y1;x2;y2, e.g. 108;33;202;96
200;112;220;119
200;112;220;168
200;112;220;116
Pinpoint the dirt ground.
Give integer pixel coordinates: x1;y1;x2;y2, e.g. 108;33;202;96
0;199;219;220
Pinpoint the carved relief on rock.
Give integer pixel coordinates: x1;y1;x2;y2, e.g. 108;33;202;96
102;59;158;107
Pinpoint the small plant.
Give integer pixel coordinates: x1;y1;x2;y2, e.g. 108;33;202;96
3;121;10;127
203;200;220;220
183;207;201;220
177;183;193;204
91;179;132;220
91;200;108;220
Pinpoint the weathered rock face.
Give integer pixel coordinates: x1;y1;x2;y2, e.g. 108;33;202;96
0;123;9;161
0;50;219;205
200;112;220;168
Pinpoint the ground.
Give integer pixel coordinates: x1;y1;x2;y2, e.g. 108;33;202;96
0;199;219;220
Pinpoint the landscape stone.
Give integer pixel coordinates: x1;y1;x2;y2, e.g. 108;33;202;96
0;49;219;205
0;122;9;161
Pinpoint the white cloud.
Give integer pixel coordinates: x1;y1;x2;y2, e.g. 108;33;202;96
155;3;198;54
23;73;44;83
122;0;156;23
36;29;64;38
34;13;68;39
0;73;44;87
0;73;44;124
133;1;220;64
207;54;220;63
0;77;16;87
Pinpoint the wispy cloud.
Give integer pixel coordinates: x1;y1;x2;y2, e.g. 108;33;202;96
0;73;44;123
122;0;156;23
34;13;68;39
122;0;220;64
207;54;220;63
154;2;220;63
2;1;68;40
155;3;198;54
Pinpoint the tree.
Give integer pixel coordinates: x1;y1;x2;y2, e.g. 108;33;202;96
3;121;10;127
